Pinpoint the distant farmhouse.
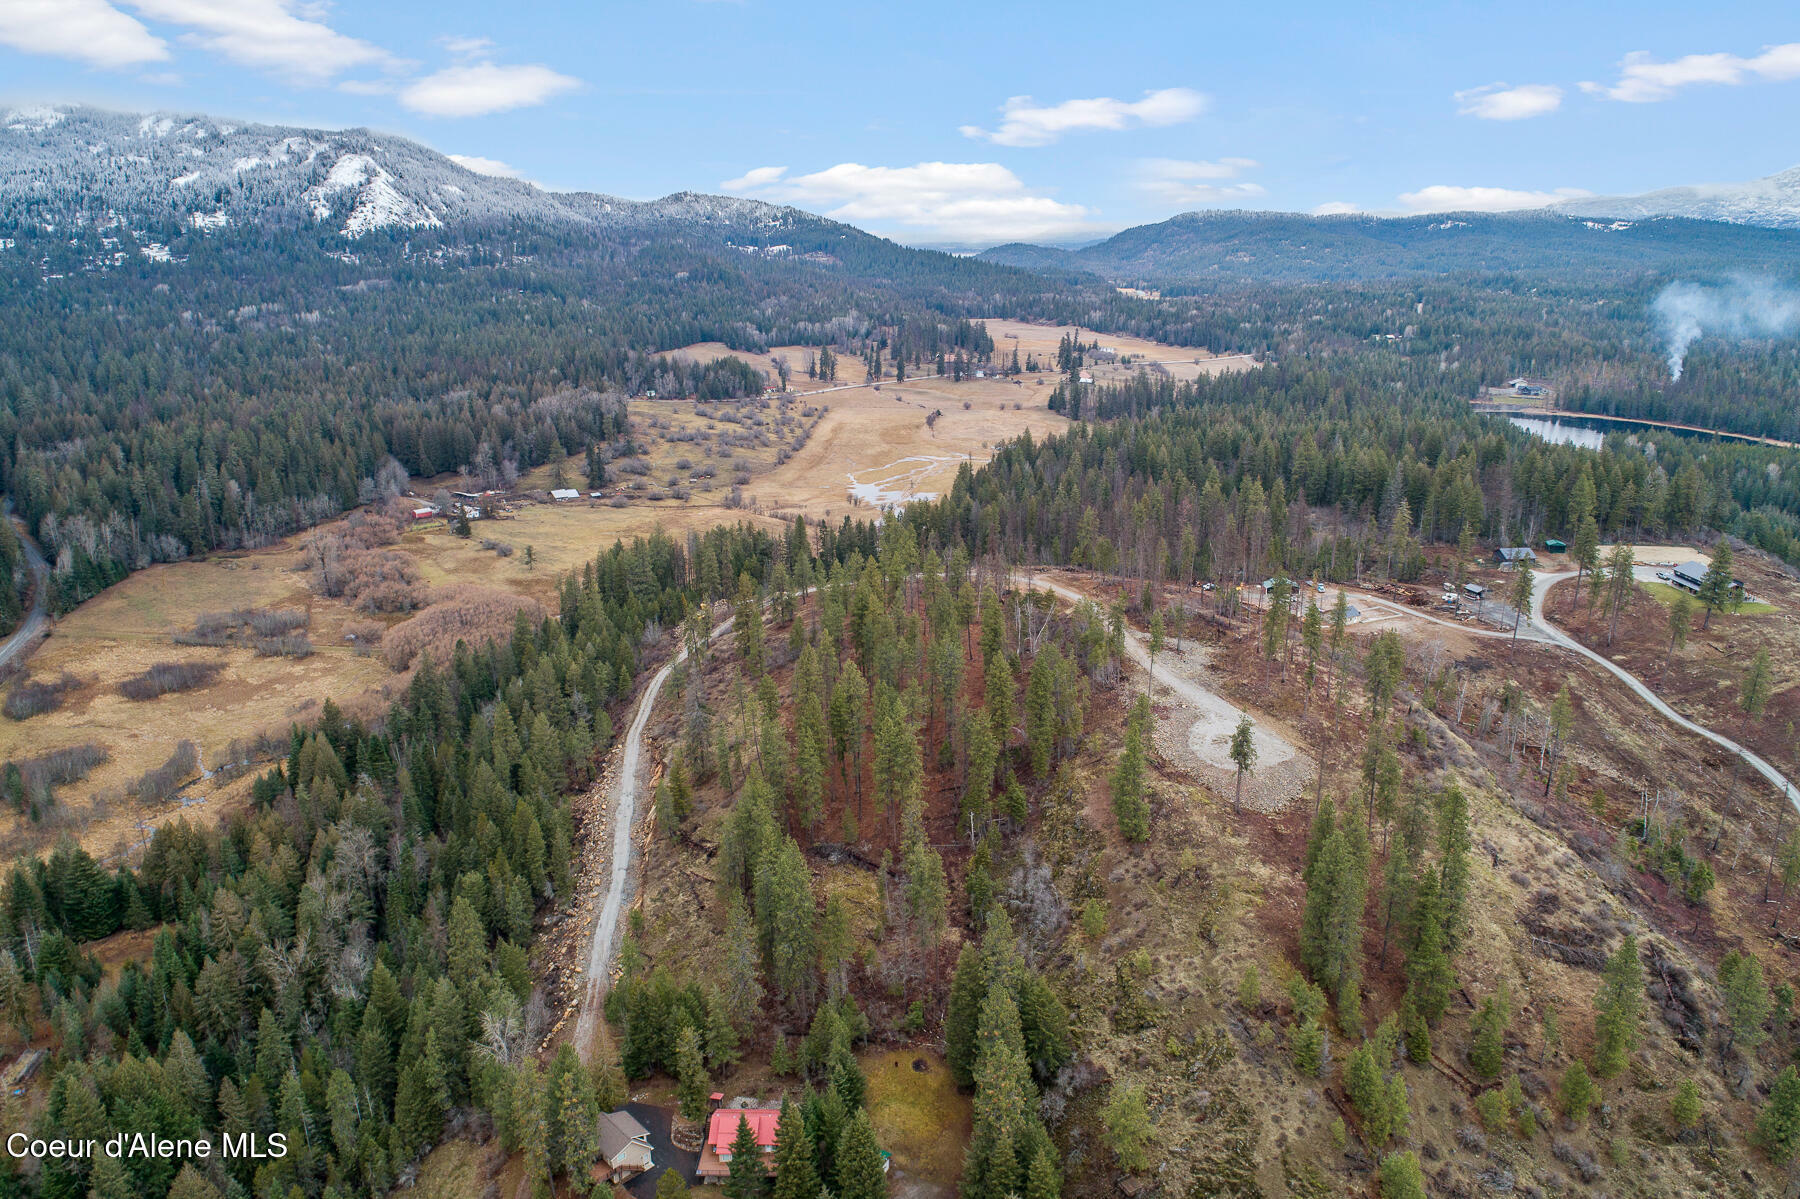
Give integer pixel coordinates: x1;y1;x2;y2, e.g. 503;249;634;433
1495;547;1538;566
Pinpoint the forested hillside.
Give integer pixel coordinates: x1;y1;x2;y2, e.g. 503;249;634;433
921;361;1800;575
0;206;1187;618
979;210;1800;284
0;517;852;1197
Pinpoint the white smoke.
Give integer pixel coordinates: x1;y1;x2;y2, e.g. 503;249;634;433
1653;276;1800;380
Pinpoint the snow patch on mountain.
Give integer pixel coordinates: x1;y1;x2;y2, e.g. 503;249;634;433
6;106;66;132
0;105;852;244
1553;166;1800;229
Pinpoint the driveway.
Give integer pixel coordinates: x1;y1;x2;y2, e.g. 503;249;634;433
1526;569;1800;811
622;1102;696;1198
0;514;50;675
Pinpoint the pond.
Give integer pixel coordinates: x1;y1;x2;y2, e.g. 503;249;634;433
1509;416;1607;451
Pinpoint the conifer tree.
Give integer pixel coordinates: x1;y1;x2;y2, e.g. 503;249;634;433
835;1111;886;1199
726;1115;768;1199
1758;1066;1800;1163
676;1025;711;1121
1229;714;1257;813
1698;539;1736;627
1592;935;1644;1078
1468;983;1510;1079
771;1100;819;1199
1719;950;1772;1055
1404;873;1454;1026
946;940;988;1088
1101;1083;1152;1171
1558;1059;1598;1121
1111;696;1151;842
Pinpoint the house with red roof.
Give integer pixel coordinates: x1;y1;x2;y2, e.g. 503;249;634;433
696;1106;780;1183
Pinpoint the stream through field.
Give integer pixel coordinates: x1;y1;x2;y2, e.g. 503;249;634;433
845;455;966;510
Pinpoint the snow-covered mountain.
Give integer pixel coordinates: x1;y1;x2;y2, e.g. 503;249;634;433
0;104;814;239
1551;166;1800;229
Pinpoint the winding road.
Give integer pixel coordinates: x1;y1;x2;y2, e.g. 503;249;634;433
1358;569;1800;810
1023;573;1297;768
0;516;50;674
1524;570;1800;809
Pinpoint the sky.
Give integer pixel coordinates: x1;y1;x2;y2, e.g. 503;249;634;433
1;1;1797;247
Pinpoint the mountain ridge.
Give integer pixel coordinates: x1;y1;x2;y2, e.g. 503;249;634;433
1550;164;1800;229
0;104;821;240
976;207;1800;284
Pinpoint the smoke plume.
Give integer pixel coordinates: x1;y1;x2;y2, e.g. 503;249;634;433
1653;276;1800;380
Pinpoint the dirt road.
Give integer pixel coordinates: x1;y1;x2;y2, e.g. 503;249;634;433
1525;570;1800;810
573;610;734;1059
0;516;50;675
1020;573;1297;770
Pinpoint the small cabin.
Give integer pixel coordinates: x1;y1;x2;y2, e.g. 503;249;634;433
1543;538;1567;553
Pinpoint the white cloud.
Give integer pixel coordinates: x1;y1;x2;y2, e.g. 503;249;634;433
1581;43;1800;102
449;154;523;178
720;165;789;190
0;0;168;69
126;0;403;84
400;61;581;117
1135;157;1264;206
1313;201;1359;215
960;87;1207;147
1397;184;1594;213
437;35;494;58
1454;82;1563;120
722;160;1100;244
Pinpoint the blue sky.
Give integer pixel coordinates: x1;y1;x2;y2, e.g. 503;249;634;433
2;1;1797;245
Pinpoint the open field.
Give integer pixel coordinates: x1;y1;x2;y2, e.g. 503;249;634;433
745;374;1068;519
0;502;787;861
865;1048;970;1188
0;543;398;857
0;320;1234;860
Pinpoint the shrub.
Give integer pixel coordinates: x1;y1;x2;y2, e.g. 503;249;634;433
3;743;109;814
1378;1152;1426;1199
343;620;386;656
253;634;313;659
4;673;83;720
119;661;224;701
381;586;546;671
1559;1059;1598;1121
176;607;308;647
129;740;199;804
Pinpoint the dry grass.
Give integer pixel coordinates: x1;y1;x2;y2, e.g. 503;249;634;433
863;1048;970;1187
382;585;544;671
